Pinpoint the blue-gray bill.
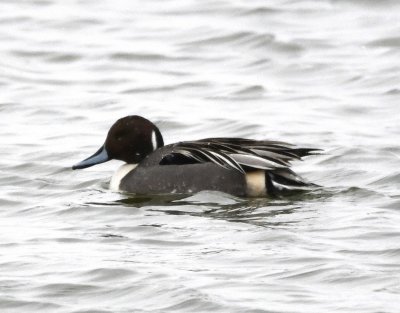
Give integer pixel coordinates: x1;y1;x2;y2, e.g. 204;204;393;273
72;145;110;170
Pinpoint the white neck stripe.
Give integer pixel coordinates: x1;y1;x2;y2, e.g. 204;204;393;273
151;130;158;151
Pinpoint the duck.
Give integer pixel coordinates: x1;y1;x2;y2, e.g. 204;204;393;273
72;115;320;197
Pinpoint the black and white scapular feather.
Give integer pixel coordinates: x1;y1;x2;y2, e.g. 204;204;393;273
160;137;320;193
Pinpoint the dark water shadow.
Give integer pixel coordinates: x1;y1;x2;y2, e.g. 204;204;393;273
83;183;388;228
97;188;334;228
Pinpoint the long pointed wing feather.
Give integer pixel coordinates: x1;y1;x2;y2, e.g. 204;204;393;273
159;137;320;174
229;153;285;170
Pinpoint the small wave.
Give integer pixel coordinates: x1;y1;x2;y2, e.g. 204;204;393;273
368;36;400;48
368;172;400;186
0;298;61;311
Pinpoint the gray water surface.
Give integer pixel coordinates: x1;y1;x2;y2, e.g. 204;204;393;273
1;0;400;312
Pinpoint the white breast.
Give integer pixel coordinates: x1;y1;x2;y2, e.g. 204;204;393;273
110;164;137;191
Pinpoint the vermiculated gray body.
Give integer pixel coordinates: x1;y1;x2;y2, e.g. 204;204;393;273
120;144;247;196
121;163;247;196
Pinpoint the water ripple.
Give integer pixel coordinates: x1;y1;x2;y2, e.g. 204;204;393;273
1;0;400;312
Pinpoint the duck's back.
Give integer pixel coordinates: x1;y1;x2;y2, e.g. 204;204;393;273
118;139;319;196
